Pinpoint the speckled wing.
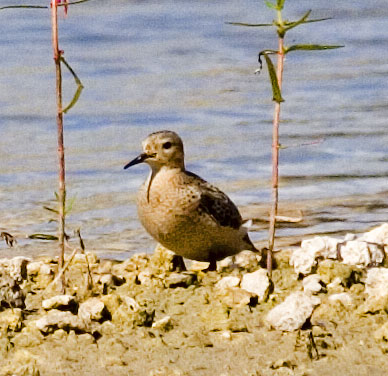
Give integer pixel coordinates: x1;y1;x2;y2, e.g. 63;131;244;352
185;171;243;230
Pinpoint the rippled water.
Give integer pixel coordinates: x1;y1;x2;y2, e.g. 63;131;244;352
0;0;387;258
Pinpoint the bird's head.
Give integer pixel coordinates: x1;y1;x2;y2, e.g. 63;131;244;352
124;130;185;171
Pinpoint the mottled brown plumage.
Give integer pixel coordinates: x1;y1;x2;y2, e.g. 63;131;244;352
124;130;258;269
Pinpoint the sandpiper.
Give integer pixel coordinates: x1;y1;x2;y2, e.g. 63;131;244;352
124;130;260;270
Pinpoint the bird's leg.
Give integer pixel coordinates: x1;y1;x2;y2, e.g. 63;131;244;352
207;257;217;272
171;255;187;272
259;247;276;270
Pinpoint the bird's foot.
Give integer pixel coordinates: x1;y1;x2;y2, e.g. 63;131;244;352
171;255;187;272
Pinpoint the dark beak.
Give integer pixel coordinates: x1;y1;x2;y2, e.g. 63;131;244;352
124;153;149;169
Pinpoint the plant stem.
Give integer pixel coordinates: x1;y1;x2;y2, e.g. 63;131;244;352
51;0;66;290
267;36;284;277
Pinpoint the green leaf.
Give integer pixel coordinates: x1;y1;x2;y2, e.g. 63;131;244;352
226;21;273;27
259;52;284;103
276;0;285;10
283;10;311;33
303;17;332;24
43;206;59;214
265;1;278;10
61;57;84;114
285;44;345;54
0;5;47;10
65;196;77;215
29;234;58;241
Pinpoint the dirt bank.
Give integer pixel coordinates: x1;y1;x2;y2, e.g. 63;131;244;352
1;244;388;376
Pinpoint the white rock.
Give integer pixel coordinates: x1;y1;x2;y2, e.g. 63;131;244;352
340;240;384;266
290;235;340;275
99;274;113;286
357;268;388;313
40;263;54;275
218;256;233;269
42;295;77;310
218;287;257;307
266;292;321;331
328;292;352;306
234;251;261;268
241;269;270;302
327;277;342;290
344;233;357;241
73;252;98;264
289;247;317;275
152;316;172;330
365;268;388;300
361;223;388;244
220;330;232;340
303;236;340;259
190;261;211;271
27;261;53;276
27;261;43;276
218;251;261;270
0;257;30;282
78;298;106;322
302;274;323;294
138;270;152;285
215;276;240;290
34;310;86;333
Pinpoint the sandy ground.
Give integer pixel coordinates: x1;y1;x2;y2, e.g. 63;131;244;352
1;247;388;376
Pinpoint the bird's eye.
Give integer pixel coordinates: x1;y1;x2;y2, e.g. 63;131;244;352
162;141;172;149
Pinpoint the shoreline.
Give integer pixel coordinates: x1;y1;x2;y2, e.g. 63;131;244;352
1;190;388;261
0;224;388;375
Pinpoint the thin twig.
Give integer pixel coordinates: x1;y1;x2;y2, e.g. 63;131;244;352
48;237;94;290
49;245;78;289
0;232;17;247
76;229;93;289
0;0;95;11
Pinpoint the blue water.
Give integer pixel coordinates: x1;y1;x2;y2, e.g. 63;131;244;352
0;0;387;258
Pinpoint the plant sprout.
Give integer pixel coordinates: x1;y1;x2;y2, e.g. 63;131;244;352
229;0;343;277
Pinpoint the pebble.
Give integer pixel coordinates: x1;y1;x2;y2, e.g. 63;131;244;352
290;236;340;275
358;268;388;313
42;295;77;311
361;223;388;244
165;272;197;288
340;240;384;266
215;276;240;290
218;287;258;308
78;298;106;322
266;292;321;331
328;292;353;306
302;274;323;295
34;310;87;334
152;316;173;330
240;269;271;302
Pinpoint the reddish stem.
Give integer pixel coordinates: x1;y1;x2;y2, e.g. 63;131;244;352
51;0;66;290
267;36;284;277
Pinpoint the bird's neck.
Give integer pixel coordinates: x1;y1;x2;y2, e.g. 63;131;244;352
150;164;185;176
146;165;184;202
